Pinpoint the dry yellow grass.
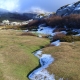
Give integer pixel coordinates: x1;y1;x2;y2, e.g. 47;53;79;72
0;30;49;80
43;42;80;80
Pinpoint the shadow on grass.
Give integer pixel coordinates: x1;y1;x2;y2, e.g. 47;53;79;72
27;45;48;79
31;46;45;53
27;60;41;79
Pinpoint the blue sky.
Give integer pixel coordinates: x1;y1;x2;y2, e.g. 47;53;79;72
0;0;78;12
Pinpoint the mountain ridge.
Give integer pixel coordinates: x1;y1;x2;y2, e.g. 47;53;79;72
0;8;38;21
56;1;80;16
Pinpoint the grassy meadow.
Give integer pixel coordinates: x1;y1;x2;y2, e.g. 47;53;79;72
0;28;80;80
43;42;80;80
0;30;49;80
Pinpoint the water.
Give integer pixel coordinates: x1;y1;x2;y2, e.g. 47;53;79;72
28;50;64;80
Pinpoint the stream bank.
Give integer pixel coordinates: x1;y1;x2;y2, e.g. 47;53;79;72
28;40;63;80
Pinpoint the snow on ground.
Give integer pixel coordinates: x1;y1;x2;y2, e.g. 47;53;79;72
29;69;55;80
75;34;80;36
40;54;54;67
37;24;67;37
72;29;80;33
60;31;67;34
51;40;60;46
34;50;42;59
28;50;55;80
37;24;55;35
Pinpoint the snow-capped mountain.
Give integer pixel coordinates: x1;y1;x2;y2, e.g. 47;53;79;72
56;1;80;16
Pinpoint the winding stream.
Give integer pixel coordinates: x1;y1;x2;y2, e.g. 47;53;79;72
28;25;63;80
28;49;64;80
28;40;63;80
28;50;55;80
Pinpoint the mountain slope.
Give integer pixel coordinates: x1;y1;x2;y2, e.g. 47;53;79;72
0;8;37;21
56;1;80;16
0;8;9;14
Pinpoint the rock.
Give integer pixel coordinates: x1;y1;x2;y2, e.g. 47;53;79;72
56;1;80;16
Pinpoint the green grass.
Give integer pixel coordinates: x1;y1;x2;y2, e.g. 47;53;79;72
0;30;49;80
0;69;4;80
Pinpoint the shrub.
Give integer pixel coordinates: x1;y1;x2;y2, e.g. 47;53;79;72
25;14;80;30
60;36;80;42
63;14;80;29
45;15;63;27
52;33;66;41
45;14;80;29
20;32;36;36
66;31;78;35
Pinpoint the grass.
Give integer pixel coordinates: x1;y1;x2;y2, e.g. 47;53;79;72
0;30;49;80
43;42;80;80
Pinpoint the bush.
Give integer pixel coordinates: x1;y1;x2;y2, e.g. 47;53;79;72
63;14;80;29
52;33;66;41
66;31;78;35
45;15;63;27
20;32;36;36
60;36;80;42
24;14;80;30
45;14;80;29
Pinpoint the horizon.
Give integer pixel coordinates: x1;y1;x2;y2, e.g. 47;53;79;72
0;0;78;13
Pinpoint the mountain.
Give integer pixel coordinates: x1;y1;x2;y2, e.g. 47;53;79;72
56;1;80;16
0;8;37;22
0;8;9;14
0;12;37;22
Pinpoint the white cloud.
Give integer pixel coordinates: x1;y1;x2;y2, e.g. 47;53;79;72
28;7;50;14
0;0;19;11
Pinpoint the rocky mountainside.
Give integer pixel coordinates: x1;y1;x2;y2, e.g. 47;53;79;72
56;1;80;16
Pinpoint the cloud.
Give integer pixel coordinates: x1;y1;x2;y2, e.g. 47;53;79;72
0;0;19;11
28;7;50;14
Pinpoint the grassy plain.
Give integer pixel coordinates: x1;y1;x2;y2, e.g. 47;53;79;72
0;30;49;80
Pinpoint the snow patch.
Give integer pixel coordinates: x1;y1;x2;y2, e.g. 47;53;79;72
72;29;80;33
74;34;80;36
29;69;55;80
37;24;55;35
51;40;60;46
60;31;67;34
28;50;55;80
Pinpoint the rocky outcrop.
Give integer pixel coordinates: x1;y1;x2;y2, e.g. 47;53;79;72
56;1;80;16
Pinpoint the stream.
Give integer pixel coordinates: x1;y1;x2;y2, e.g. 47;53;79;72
28;25;64;80
28;47;63;80
28;50;55;80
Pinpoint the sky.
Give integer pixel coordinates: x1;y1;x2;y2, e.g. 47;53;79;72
0;0;78;13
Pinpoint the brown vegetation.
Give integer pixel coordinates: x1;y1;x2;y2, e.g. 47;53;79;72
20;32;36;36
43;41;80;80
45;15;63;27
60;36;80;42
52;32;66;41
45;14;80;29
22;14;80;30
